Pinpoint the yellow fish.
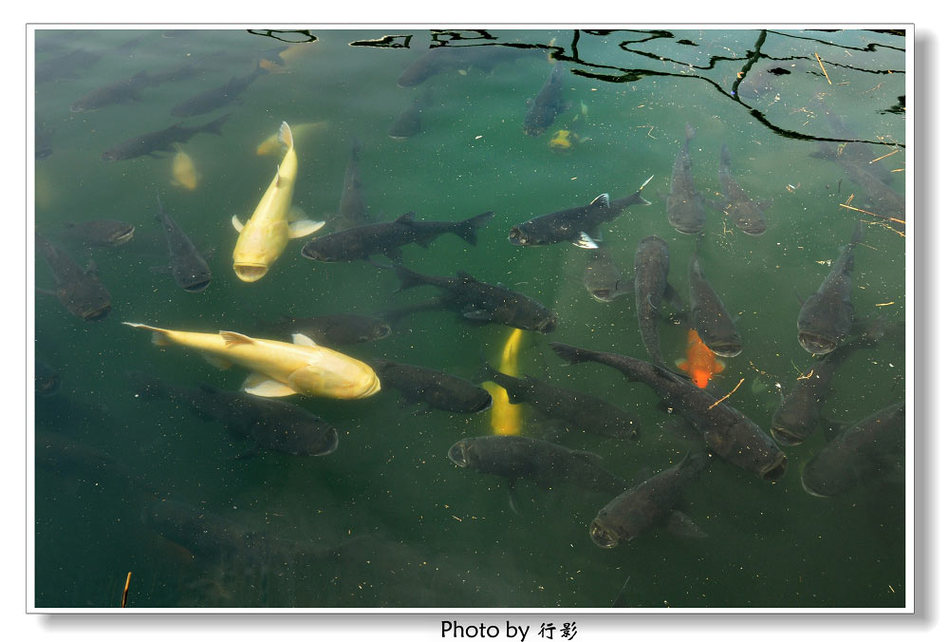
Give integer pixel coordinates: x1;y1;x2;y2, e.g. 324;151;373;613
256;121;330;157
170;143;199;191
123;322;380;399
232;121;324;282
481;327;525;435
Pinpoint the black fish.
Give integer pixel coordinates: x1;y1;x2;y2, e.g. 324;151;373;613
550;342;787;481
796;222;864;355
36;233;111;321
666;124;706;234
302;210;495;262
582;247;635;303
155;195;212;292
102;113;230;161
397;46;534;88
260;313;391;346
480;362;639;440
372;359;492;414
388;90;431;140
633;235;683;364
800;402;904;497
508;175;653;249
333;138;371;231
70;70;152;112
589;452;708;549
170;66;265;118
133;374;338;456
688;253;742;357
523;62;567;136
718;145;768;236
388;264;557;334
448;435;626;495
62;219;135;248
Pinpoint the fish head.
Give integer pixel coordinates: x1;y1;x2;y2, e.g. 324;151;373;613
178;271;212;292
533;313;558;334
760;452;788;482
447;439;473;468
233;263;269;282
507;224;538;247
101;149;120;162
589;516;622;549
706;338;743;358
370;322;392;340
691;368;712;389
770;420;807;447
797;330;839;355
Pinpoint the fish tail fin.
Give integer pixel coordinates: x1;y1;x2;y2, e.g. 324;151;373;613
454;210;495;246
549;341;594;365
684;123;696;141
122;322;172;347
392;264;429;291
204;113;231;136
278;121;294;151
631;174;654;206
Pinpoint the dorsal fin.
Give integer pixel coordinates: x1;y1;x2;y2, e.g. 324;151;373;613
292;332;318;347
220;331;254;347
590;193;610;207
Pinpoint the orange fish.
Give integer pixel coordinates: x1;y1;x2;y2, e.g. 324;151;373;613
676;329;725;389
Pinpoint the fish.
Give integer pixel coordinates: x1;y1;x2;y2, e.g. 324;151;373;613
688;253;742;357
34;357;62;397
154;194;212;292
372;359;492;414
35;122;54;160
35;48;102;84
232;121;325;282
582;248;635;303
170;143;199;190
102;113;230;162
122;322;381;400
675;329;725;390
255;120;329;156
523;61;567;136
397;45;535;88
800;402;905;498
589;452;709;549
388;90;431;140
301;210;494;263
36;233;111;321
259;313;391;346
132;373;338;456
482;327;526;435
718;145;769;236
796;222;864;355
480;361;639;441
170;65;266;118
333;138;371;231
61;219;135;247
665;123;707;234
388;264;558;334
447;435;626;495
633;235;684;364
550;342;787;481
69;70;152;112
508;175;653;249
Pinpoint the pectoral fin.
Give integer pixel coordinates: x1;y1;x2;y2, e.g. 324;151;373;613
201;354;232;370
242;372;298;397
572;231;599;249
288;219;326;239
665;510;707;539
231;215;245;233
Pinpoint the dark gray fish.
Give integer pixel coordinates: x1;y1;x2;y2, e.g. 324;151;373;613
70;70;152;112
718;145;768;236
523;61;567;136
35;123;53;160
480;362;639;440
397;45;535;88
509;175;653;249
582;248;635;303
448;434;626;495
666;124;706;234
133;374;338;456
388;90;431;140
302;210;494;262
170;66;266;118
796;222;864;355
155;195;211;293
333;138;371;231
36;233;111;321
389;264;557;334
261;313;391;346
35;48;102;84
35;357;62;397
688;253;742;357
62;219;135;248
589;452;708;549
550;342;787;481
36;431;152;493
800;402;905;497
102;113;230;161
633;235;683;364
373;359;492;413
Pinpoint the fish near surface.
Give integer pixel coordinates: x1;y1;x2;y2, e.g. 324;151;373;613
523;61;567;136
122;322;381;400
796;222;864;355
388;90;431;140
666;123;707;234
36;233;111;321
155;195;212;292
372;359;492;414
62;219;135;248
260;313;391;346
676;328;725;389
509;175;653;249
633;235;684;365
718;145;769;236
396;46;535;88
232;121;325;282
448;435;626;495
582;247;635;303
389;264;557;334
589;452;709;549
800;402;905;498
170;65;266;118
102;113;230;162
688;253;742;357
550;342;787;481
256;121;330;156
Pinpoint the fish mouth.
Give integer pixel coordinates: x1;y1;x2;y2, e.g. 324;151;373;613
372;324;392;340
447;440;470;467
183;279;211;293
101;151;118;162
535;316;558;334
109;228;135;246
233;264;269;282
508;227;530;246
738;225;767;237
797;332;838;356
309;428;339;457
799;468;831;498
356;376;382;398
707;341;743;358
760;453;788;482
590;289;617;303
589;519;621;549
81;305;112;321
770;424;805;447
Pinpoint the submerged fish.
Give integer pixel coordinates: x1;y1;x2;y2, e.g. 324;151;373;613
70;70;152;112
260;313;391;346
301;210;494;263
122;322;381;400
688;253;742;357
675;328;725;389
154;195;212;292
62;219;135;248
718;145;769;236
170;66;266;118
796;222;864;355
633;235;684;365
36;233;111;321
509;175;653;249
524;61;567;136
102;113;230;162
170;143;199;190
388;90;431;140
482;327;526;436
373;359;492;414
333;138;371;231
397;45;535;88
666;123;706;234
582;247;635;303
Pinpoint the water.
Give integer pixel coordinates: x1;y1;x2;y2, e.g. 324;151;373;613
31;27;907;610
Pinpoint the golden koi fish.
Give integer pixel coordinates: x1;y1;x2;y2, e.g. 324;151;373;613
481;327;525;435
170;143;199;191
